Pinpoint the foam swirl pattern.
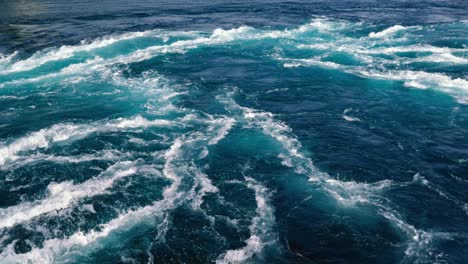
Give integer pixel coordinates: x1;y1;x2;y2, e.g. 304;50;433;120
0;1;467;263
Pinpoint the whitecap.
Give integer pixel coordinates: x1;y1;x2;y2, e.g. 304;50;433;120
342;108;361;122
0;51;18;68
406;52;468;64
0;161;137;229
0;31;157;75
355;70;468;103
368;25;416;38
0;116;173;166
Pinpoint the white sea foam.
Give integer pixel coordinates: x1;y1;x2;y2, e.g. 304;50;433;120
323;178;393;205
368;25;414;38
219;92;394;204
208;116;235;145
298;43;467;55
283;23;468;105
406;52;468;64
0;161;137;229
370;45;467;54
0;20;347;86
0;32;211;89
156;114;234;236
342;108;361;122
296;17;353;34
1;19;465;102
1;19;465;262
413;173;468;215
307;19;338;32
191;170;219;210
0;95;28;100
0;31;157;75
342;115;361;122
0;123;92;166
283;58;343;69
0;202;159;264
279;54;468;104
216;177;275;264
0;125;222;261
0;51;18;68
296;41;468;67
0;116;173;166
112;116;172;128
219;92;326;180
192;117;234;209
355;70;468;103
376;206;455;263
1;149;125;171
4;146;191;263
378;209;433;257
0;28;242;87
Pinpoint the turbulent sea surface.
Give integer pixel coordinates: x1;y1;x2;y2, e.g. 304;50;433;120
0;1;467;263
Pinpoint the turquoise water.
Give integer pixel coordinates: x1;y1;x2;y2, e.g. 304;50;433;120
0;1;467;263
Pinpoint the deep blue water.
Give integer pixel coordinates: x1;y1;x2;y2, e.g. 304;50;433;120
0;1;467;263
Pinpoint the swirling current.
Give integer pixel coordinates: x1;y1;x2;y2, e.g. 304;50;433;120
0;1;467;263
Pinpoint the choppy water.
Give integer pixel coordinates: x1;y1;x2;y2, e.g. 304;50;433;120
0;1;467;263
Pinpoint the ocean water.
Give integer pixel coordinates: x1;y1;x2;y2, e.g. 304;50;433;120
0;1;467;263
